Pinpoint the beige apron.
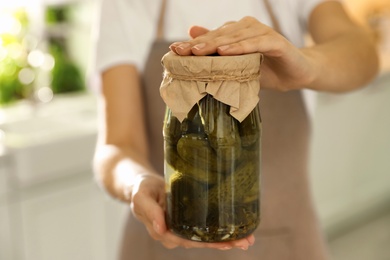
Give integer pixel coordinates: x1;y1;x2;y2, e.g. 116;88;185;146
119;1;330;259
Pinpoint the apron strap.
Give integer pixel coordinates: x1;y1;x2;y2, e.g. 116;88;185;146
156;0;167;40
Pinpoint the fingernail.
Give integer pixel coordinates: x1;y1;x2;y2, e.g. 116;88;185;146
192;43;206;50
218;45;230;52
176;43;191;50
241;246;248;251
169;42;180;50
169;45;177;53
247;236;255;246
170;42;181;47
153;220;160;234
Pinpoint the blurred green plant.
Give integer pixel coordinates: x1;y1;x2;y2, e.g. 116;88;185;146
0;8;31;106
48;37;84;94
0;57;27;104
45;5;70;25
46;4;84;94
0;5;85;106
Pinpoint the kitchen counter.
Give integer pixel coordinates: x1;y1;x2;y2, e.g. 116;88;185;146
0;92;128;260
0;92;98;186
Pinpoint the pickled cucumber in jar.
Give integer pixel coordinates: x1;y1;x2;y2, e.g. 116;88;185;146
164;97;261;242
161;52;262;243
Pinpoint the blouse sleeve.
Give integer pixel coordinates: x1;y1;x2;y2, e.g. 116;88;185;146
94;0;160;72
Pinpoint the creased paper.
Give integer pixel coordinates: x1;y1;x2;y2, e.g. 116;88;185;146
160;51;263;122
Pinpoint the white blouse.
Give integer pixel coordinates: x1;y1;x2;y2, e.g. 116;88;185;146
94;0;328;73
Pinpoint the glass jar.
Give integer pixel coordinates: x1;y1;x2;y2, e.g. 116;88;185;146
160;52;262;242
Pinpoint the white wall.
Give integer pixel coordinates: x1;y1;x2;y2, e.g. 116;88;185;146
309;72;390;234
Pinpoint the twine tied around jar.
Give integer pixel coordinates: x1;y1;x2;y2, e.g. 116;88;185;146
160;51;263;122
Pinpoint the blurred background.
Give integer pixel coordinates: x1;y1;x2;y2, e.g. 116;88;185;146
0;0;389;259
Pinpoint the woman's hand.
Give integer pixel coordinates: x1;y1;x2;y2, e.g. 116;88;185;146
96;65;255;251
170;1;379;93
130;173;255;250
169;16;315;92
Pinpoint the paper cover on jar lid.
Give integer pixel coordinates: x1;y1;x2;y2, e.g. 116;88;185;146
160;51;263;122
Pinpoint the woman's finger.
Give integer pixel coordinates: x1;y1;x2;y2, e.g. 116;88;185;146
172;21;240;55
129;177;167;234
188;25;209;39
158;229;255;250
174;16;280;56
135;195;256;250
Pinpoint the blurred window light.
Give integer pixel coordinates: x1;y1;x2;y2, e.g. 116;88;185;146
18;67;35;85
37;86;54;103
0;0;41;9
0;47;8;61
7;42;24;59
27;49;45;67
22;34;39;50
2;63;17;77
0;13;22;35
42;53;55;71
0;129;5;144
